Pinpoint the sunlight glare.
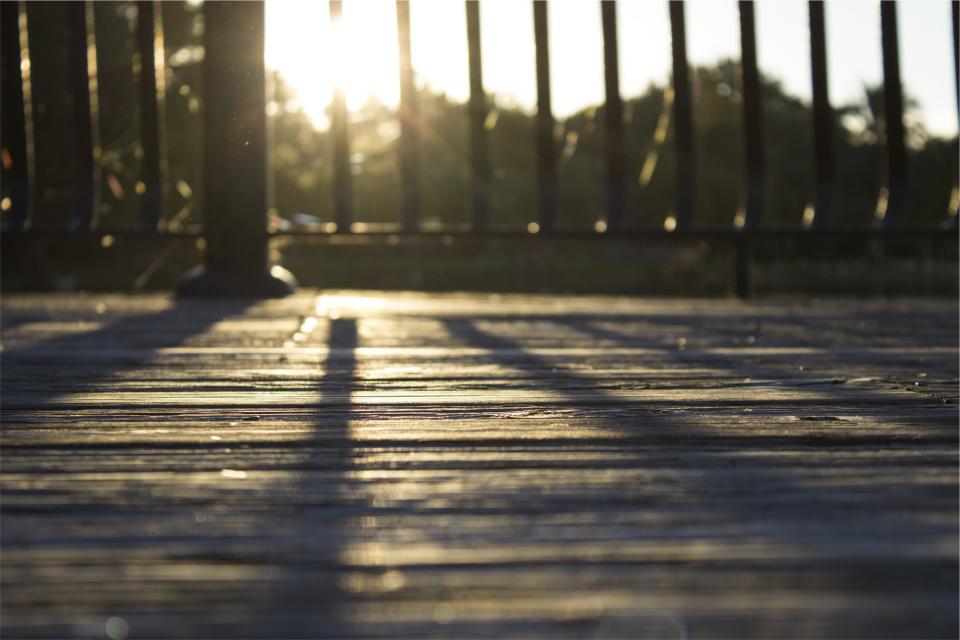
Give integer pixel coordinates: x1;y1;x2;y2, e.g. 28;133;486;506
265;0;959;136
266;0;402;128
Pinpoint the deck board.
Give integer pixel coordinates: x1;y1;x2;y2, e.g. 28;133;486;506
1;291;957;638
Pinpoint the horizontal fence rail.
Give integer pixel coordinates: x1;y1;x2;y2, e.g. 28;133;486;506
1;0;958;297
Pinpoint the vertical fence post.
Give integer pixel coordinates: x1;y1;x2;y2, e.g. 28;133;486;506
738;0;764;229
329;0;353;233
949;0;958;226
601;0;625;231
879;1;906;227
179;0;296;297
669;0;695;231
136;1;165;231
533;0;556;233
466;0;490;231
735;1;764;298
396;1;419;231
66;1;99;231
734;237;753;298
808;0;834;228
953;0;959;115
0;1;30;230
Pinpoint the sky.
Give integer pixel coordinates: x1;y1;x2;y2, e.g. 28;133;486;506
265;0;959;137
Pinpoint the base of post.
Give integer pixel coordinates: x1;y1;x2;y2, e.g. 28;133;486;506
734;238;753;299
177;264;297;298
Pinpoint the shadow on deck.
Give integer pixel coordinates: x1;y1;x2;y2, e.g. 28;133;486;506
1;291;957;638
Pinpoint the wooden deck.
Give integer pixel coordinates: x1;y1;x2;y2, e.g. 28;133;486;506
1;291;957;639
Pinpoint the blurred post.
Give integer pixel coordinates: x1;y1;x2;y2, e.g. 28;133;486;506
954;0;959;115
601;0;625;231
466;0;490;231
735;1;765;298
879;1;906;227
808;0;834;228
669;0;695;231
136;1;165;231
179;0;296;296
738;0;764;229
330;0;353;233
396;1;420;231
66;1;99;231
735;237;753;299
0;1;30;230
533;0;556;233
949;0;958;226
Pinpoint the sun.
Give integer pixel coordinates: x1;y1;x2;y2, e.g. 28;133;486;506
265;1;403;129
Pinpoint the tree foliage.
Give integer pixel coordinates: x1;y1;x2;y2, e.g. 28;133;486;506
2;1;956;232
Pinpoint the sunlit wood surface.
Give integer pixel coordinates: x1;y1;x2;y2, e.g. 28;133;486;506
2;291;957;639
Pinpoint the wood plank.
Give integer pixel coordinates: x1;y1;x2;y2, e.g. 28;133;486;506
1;291;957;638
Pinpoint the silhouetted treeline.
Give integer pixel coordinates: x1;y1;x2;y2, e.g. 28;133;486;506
2;1;956;231
269;58;956;230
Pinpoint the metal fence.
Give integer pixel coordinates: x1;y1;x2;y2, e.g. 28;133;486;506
1;0;958;296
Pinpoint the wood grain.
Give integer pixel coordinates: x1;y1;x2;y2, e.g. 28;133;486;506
2;292;957;638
